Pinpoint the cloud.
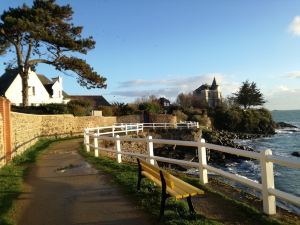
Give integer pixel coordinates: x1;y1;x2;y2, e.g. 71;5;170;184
285;71;300;79
265;86;300;110
288;16;300;36
111;87;179;98
111;73;240;101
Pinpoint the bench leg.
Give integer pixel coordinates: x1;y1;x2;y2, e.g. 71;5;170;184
159;192;167;220
187;196;196;214
137;175;142;191
137;159;142;191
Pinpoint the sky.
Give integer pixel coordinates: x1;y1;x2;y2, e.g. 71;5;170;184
1;0;300;110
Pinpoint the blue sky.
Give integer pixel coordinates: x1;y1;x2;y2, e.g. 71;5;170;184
1;0;300;110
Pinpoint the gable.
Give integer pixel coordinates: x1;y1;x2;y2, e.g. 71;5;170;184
0;69;19;96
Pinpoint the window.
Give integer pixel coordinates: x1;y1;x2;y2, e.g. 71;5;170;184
29;86;35;96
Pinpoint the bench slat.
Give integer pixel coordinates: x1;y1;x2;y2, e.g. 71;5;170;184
138;158;204;200
168;173;204;195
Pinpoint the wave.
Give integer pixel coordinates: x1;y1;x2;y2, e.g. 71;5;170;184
275;128;300;134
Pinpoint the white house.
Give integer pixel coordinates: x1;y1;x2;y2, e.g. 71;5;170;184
193;77;222;108
0;68;65;106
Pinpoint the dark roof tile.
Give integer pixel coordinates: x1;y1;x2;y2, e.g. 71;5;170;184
68;95;110;107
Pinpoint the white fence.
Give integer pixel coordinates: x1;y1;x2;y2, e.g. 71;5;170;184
114;121;199;129
83;125;300;215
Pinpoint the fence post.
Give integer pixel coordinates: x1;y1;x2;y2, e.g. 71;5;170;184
125;124;128;135
112;125;115;137
198;138;208;184
116;135;122;163
196;122;199;129
260;149;276;215
147;136;154;165
136;123;139;134
94;136;98;157
84;130;90;152
164;123;167;129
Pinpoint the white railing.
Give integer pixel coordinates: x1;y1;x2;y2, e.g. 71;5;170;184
114;121;199;129
84;124;143;139
83;128;300;215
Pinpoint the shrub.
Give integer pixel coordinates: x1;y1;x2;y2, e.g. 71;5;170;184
173;110;188;122
209;107;275;134
99;106;114;116
67;100;92;116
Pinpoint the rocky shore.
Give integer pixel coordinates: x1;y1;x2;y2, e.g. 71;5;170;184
147;128;266;167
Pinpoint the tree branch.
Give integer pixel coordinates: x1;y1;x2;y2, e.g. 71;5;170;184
28;58;55;65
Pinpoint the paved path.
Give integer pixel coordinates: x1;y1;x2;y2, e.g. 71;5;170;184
14;139;154;225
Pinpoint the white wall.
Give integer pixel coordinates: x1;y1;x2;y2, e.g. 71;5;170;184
48;76;63;104
5;70;53;105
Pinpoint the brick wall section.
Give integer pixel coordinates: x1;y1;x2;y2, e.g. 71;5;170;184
11;112;116;156
0;97;12;165
0;113;3;167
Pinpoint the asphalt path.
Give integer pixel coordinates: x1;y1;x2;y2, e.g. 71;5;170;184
14;139;154;225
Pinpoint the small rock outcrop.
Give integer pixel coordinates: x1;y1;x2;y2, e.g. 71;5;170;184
276;122;297;129
291;151;300;157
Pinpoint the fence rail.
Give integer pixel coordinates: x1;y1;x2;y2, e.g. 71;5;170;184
83;124;300;215
114;121;199;129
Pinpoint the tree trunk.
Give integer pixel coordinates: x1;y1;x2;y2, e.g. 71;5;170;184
20;70;29;107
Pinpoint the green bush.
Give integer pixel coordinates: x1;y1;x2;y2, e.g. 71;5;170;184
138;101;161;113
67;100;92;116
210;107;275;134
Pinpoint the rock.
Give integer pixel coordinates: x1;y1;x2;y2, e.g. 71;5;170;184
276;122;298;129
292;151;300;157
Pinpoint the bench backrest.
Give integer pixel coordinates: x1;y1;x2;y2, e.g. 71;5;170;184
138;158;174;189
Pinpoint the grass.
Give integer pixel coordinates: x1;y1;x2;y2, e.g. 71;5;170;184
179;175;284;225
79;147;285;225
79;147;221;225
0;136;80;225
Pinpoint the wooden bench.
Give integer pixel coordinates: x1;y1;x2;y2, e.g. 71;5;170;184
137;158;204;218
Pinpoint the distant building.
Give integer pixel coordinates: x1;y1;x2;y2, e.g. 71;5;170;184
68;95;110;108
159;97;171;108
193;77;222;108
0;68;66;106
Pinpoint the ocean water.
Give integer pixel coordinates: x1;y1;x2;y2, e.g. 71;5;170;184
227;110;300;213
186;110;300;213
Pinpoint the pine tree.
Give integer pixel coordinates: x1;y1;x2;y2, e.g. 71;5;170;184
233;80;266;109
0;0;106;106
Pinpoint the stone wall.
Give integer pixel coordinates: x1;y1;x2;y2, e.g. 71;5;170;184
150;113;177;124
117;115;142;123
117;113;177;124
11;112;116;156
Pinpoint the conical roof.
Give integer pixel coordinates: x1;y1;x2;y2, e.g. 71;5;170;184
210;77;218;90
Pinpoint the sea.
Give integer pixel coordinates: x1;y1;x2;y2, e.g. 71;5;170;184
187;110;300;214
225;110;300;214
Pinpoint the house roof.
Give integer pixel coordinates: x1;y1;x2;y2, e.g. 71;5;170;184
0;69;19;96
37;74;52;85
68;95;111;107
194;78;219;94
37;74;68;97
210;77;218;90
0;70;69;98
